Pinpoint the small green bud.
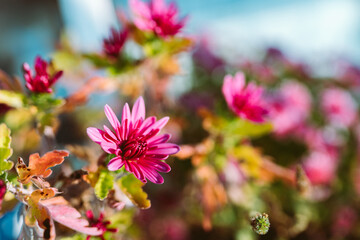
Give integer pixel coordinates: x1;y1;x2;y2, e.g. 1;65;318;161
250;212;270;235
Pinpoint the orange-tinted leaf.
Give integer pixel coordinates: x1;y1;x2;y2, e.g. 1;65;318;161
16;150;69;184
25;188;58;240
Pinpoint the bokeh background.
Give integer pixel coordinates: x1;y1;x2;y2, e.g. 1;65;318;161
2;1;360;240
1;0;360;75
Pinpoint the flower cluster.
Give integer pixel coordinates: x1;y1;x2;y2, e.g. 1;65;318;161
130;0;186;37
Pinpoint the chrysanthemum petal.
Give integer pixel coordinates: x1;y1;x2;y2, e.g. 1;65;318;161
103;125;118;142
121;103;131;122
142;159;171;172
108;157;124;171
87;127;106;143
131;96;146;123
104;105;121;134
143;117;169;135
131;163;146;182
147;143;180;155
140;165;164;184
148;133;171;145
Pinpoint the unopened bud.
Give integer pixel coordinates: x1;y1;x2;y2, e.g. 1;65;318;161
250;212;270;235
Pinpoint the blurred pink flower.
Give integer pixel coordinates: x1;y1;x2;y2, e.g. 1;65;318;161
103;27;128;58
86;211;117;240
129;0;187;37
267;81;311;135
222;72;268;123
337;61;360;87
298;125;341;159
87;96;180;184
303;151;337;185
332;206;357;237
321;88;357;128
240;61;275;83
23;56;63;93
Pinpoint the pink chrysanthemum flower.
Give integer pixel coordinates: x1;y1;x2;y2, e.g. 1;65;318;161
103;28;128;58
23;56;63;93
129;0;187;37
87;96;180;184
86;210;117;240
321;88;357;128
222;72;268;123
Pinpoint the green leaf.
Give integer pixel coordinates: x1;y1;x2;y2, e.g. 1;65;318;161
94;168;114;200
60;233;86;240
0;124;14;176
164;37;193;55
31;93;64;111
225;118;273;138
118;174;151;209
0;90;25;108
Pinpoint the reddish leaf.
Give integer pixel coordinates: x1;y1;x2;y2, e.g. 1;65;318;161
16;150;69;184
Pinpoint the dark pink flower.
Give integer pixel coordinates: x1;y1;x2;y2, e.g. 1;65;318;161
129;0;187;37
23;56;63;93
87;96;180;184
0;179;6;210
321;88;357;128
103;28;128;58
222;72;268;123
86;210;117;240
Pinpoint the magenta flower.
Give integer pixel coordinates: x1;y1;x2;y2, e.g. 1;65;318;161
0;179;6;210
129;0;187;37
222;72;268;123
87;96;180;184
321;88;357;128
23;56;63;93
86;210;117;240
103;28;128;58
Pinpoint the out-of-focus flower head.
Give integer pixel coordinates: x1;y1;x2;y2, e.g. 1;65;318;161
192;36;224;72
86;210;117;240
297;125;341;159
267;81;311;135
303;151;337;185
240;61;275;83
332;206;357;237
337;61;360;87
103;27;128;58
321;88;357;128
265;48;310;79
129;0;187;37
23;56;63;93
87;96;180;184
222;72;268;123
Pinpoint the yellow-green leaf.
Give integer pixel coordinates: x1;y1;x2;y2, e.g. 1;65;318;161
0;124;14;175
0;90;25;108
94;169;114;200
225;118;273;138
118;174;151;209
233;145;262;178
